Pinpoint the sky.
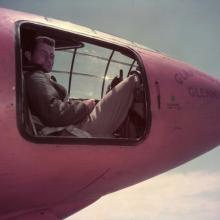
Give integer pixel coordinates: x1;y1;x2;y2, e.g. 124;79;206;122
0;0;219;219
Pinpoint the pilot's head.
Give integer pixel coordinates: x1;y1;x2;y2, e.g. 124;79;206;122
25;36;55;73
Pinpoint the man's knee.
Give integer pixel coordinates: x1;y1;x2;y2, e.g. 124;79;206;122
128;74;140;88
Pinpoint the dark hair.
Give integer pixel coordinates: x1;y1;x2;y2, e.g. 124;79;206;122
32;36;55;52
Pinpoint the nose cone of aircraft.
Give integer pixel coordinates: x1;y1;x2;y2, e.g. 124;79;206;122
170;67;220;155
140;51;220;163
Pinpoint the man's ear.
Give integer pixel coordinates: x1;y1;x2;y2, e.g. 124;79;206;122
24;51;31;61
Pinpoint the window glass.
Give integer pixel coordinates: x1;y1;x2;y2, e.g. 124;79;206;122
70;43;112;99
103;52;136;94
52;50;72;89
70;74;102;99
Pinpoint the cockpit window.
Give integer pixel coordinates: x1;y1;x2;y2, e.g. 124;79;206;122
16;22;151;145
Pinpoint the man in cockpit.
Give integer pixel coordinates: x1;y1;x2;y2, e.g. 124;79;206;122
24;36;140;137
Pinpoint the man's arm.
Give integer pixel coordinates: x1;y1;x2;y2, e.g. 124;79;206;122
26;71;89;127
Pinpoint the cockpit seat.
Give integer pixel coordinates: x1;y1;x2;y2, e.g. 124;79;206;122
27;107;92;137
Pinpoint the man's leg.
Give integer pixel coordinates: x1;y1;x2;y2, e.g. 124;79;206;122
81;75;138;136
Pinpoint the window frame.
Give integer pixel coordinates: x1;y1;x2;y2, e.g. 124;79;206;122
15;20;151;145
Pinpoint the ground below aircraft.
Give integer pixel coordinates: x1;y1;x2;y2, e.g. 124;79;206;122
0;7;219;220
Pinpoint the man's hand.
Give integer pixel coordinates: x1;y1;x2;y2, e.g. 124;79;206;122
83;99;96;113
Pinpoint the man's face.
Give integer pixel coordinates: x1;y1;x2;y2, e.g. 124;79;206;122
31;42;55;73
